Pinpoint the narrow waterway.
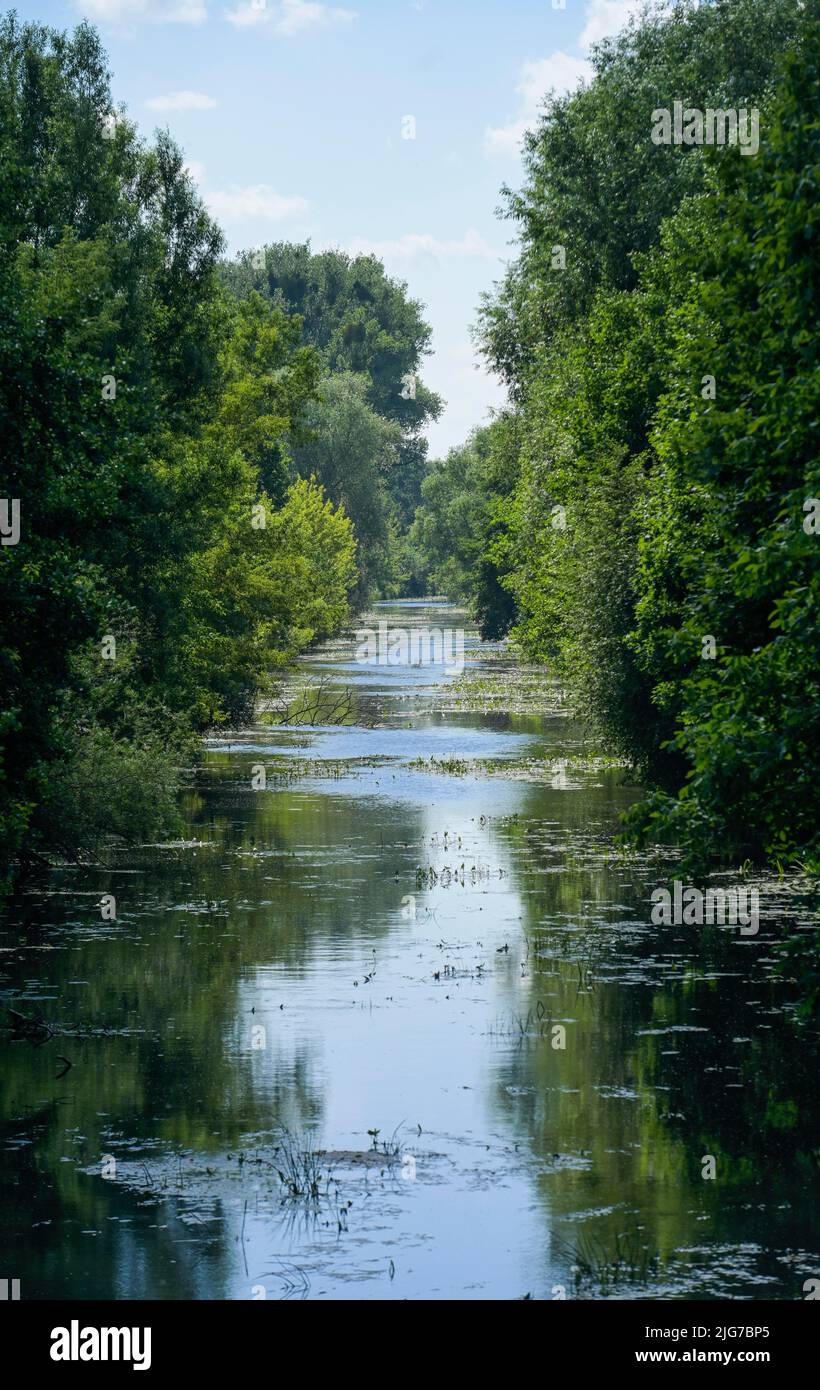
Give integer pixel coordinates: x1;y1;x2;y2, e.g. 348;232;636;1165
1;600;818;1300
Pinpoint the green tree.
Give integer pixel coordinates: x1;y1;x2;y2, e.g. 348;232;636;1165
0;14;356;884
627;28;820;871
479;0;802;387
411;414;520;636
221;242;442;530
292;372;401;603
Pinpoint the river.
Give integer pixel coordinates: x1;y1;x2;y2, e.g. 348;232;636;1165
1;600;818;1300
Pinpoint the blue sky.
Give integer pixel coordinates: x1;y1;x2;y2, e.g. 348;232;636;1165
20;0;643;453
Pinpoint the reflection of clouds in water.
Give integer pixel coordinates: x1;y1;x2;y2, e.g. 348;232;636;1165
6;600;818;1302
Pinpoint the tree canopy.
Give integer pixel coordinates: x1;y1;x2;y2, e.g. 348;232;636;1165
0;14;356;884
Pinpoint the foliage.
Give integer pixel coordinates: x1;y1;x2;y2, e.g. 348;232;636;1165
410;413;520;636
626;31;820;869
291;372;399;604
0;14;356;883
221;241;443;584
478;0;803;387
413;0;818;900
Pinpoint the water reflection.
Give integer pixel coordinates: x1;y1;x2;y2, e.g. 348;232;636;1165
1;602;818;1299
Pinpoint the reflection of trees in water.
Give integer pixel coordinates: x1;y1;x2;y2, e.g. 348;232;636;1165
482;810;820;1290
0;766;436;1296
6;654;818;1298
0;1108;236;1298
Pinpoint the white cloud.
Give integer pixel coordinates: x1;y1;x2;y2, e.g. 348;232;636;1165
345;229;499;266
485;2;648;159
146;90;217;111
580;0;645;49
485;53;592;156
181;165;307;227
203;183;309;222
224;0;357;32
278;0;357;32
184;159;208;183
78;0;207;23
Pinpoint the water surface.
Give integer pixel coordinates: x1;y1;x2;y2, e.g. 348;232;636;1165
1;601;818;1300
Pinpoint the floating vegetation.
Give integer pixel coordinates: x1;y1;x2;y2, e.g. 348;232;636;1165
365;1123;405;1159
415;861;501;889
424;666;568;718
273;1129;334;1201
408;756;473;776
485;1000;556;1041
264;758;351;784
558;1229;663;1295
407;753;629;782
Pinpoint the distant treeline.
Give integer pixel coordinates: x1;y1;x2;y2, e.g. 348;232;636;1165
412;0;819;888
0;12;438;885
221;242;442;602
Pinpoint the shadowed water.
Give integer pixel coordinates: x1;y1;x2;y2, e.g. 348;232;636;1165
1;601;818;1300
